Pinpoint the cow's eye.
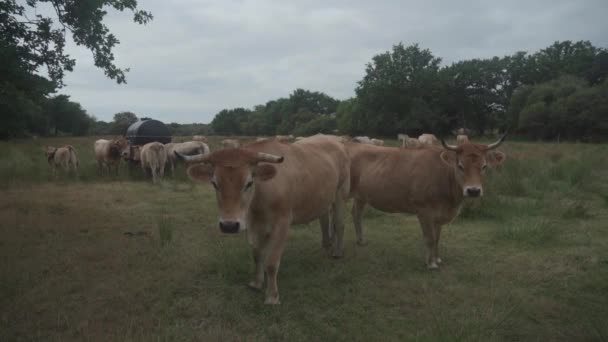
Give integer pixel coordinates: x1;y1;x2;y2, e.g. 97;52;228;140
457;162;464;170
244;180;253;191
482;164;488;170
211;180;219;190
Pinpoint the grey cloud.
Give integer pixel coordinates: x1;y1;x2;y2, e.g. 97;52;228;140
57;0;608;123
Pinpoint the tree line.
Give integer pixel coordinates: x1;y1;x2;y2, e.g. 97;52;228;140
2;1;606;141
212;40;607;141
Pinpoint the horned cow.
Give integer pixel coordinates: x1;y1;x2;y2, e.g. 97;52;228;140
177;135;350;304
345;135;507;269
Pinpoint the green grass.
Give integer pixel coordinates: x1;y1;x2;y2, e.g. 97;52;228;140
1;137;608;341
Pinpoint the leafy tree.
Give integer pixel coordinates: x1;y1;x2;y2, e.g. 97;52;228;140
112;111;138;135
211;108;251;135
1;0;152;139
355;43;443;136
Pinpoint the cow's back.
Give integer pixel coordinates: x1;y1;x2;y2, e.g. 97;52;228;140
248;135;350;224
348;143;459;214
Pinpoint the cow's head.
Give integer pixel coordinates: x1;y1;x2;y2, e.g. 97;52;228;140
109;138;130;160
43;146;57;163
177;149;284;233
440;135;507;197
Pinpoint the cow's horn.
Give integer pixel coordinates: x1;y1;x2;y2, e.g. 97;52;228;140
441;138;459;151
256;152;284;163
175;151;209;163
486;133;507;150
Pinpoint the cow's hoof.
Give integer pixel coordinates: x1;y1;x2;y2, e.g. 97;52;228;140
427;262;439;270
247;281;263;291
331;250;344;259
264;296;280;305
356;240;368;246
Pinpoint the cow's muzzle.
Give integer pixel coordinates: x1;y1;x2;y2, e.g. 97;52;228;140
464;186;482;197
219;220;240;234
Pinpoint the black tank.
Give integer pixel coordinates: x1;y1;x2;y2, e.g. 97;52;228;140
125;119;171;145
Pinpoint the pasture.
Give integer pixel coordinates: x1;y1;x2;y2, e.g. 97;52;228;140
1;136;608;341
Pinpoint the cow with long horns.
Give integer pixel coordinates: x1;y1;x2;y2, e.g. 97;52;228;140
345;134;507;269
176;135;350;304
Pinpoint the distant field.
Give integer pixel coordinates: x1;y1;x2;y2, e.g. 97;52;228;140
1;136;608;341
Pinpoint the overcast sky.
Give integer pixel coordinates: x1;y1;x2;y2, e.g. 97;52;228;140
57;0;608;124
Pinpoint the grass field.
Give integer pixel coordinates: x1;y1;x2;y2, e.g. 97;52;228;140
1;136;608;341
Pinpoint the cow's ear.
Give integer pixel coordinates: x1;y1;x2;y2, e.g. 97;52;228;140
187;163;214;183
253;164;277;181
440;151;457;167
486;150;506;167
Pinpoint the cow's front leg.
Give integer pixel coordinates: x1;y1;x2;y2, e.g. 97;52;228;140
264;218;289;304
246;224;268;291
319;213;332;254
418;215;439;269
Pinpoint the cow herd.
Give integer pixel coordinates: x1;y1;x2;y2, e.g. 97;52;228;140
175;133;506;304
44;132;504;304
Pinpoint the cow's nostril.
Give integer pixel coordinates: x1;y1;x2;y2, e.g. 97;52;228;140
219;221;240;234
466;188;481;197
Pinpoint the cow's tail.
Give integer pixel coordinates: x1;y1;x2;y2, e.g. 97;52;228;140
66;145;79;168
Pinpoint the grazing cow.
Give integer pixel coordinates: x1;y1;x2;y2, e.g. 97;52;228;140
140;142;167;183
346;135;506;269
94;138;129;175
456;135;470;145
370;138;384;146
256;137;269;142
192;135;208;143
165;141;210;176
418;133;438;145
352;136;372;144
44;145;78;178
222;139;240;148
177;135;350;304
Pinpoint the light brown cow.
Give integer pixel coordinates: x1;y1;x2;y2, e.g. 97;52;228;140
345;135;506;269
177;135;350;304
398;134;421;148
192;135;208;143
370;138;384;146
140;142;167;183
44;145;79;178
221;139;240;148
456;135;470;145
418;133;439;145
94;138;129;175
165;141;210;176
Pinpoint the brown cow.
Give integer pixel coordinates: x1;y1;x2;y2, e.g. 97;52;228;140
346;135;506;269
44;145;78;178
140;142;167;183
94;138;129;175
456;135;470;145
177;135;350;304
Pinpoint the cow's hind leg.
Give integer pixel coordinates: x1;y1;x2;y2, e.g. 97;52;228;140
330;197;346;258
433;224;443;265
352;198;368;246
264;218;289;304
418;215;439;269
